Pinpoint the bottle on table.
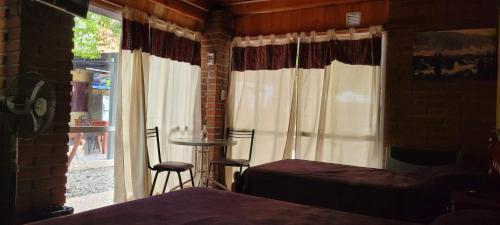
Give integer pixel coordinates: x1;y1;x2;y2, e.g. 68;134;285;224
201;125;208;140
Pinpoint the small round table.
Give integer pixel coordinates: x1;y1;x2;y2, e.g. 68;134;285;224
168;138;237;189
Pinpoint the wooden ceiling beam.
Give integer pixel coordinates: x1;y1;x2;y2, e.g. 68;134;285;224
230;0;378;15
182;0;212;11
98;0;206;30
149;0;207;21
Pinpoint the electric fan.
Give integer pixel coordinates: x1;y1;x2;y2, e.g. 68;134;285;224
0;71;56;225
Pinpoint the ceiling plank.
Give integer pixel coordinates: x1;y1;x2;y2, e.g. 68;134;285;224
183;0;212;11
230;0;377;15
100;0;205;30
149;0;207;21
234;0;389;36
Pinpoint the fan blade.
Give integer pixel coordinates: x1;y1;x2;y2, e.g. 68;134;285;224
30;111;38;133
30;80;46;102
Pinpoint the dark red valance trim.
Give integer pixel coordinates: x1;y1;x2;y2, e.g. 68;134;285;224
231;44;297;71
121;18;201;66
231;37;381;71
122;19;150;52
150;28;201;66
299;37;382;68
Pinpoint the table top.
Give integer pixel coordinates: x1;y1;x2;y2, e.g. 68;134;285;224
69;126;115;133
168;138;237;147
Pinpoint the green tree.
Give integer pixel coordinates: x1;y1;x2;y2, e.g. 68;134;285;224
72;12;121;59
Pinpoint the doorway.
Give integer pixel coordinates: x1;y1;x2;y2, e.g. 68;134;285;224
66;7;121;213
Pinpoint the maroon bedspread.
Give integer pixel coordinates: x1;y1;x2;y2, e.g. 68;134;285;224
430;210;500;225
28;188;420;225
234;159;484;223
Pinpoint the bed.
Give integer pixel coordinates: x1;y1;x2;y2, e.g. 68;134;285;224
29;188;420;225
233;159;485;223
429;209;500;225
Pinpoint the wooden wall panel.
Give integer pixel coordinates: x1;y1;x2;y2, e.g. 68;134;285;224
234;0;388;36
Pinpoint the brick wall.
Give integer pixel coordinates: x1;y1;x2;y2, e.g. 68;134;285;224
200;9;233;182
0;0;19;223
385;0;498;165
0;0;73;223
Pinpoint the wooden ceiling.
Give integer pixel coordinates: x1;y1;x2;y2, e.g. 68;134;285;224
95;0;389;35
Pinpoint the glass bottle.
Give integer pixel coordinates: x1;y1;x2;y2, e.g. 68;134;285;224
201;125;208;140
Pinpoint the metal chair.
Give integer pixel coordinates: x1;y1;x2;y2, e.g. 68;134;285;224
146;127;194;196
206;128;255;188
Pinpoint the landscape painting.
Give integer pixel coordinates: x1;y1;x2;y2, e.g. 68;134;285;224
413;28;497;79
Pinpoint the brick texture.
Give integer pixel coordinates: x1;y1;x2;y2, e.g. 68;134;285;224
385;0;498;166
0;0;73;223
200;9;233;182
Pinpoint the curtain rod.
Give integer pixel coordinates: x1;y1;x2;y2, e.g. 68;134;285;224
94;1;199;40
235;27;374;40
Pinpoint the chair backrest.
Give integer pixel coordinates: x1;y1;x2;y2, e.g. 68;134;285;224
489;130;500;177
146;127;161;170
225;128;255;162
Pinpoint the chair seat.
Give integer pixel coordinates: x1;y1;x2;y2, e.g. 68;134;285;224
153;161;193;171
211;158;249;167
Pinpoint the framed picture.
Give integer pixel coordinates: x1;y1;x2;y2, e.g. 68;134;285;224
413;28;497;79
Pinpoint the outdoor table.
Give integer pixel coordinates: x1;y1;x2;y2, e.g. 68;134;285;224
168;138;237;190
67;126;115;166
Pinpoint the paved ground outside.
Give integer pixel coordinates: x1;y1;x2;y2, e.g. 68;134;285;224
66;150;114;213
66;166;114;198
66;191;113;213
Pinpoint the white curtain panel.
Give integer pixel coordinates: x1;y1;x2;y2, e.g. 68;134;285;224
229;69;295;166
227;35;297;166
146;56;201;194
296;62;383;168
115;49;151;202
115;8;201;202
228;28;384;168
295;28;384;168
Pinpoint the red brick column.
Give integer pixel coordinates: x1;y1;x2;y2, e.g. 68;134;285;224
0;1;20;223
200;9;233;183
0;1;73;223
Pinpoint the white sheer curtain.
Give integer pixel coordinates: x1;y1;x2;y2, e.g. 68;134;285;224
228;27;385;168
146;56;201;195
114;8;150;202
227;35;297;166
115;8;201;202
295;28;385;168
145;17;202;195
229;69;295;165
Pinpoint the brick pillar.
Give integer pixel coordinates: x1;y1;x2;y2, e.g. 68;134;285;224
0;0;20;223
200;9;233;183
0;0;73;223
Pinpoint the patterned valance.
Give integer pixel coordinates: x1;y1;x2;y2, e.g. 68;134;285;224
299;37;382;69
231;27;383;71
121;15;201;66
122;18;150;52
150;28;201;66
232;44;297;71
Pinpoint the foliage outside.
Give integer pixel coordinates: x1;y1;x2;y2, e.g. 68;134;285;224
73;12;121;59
